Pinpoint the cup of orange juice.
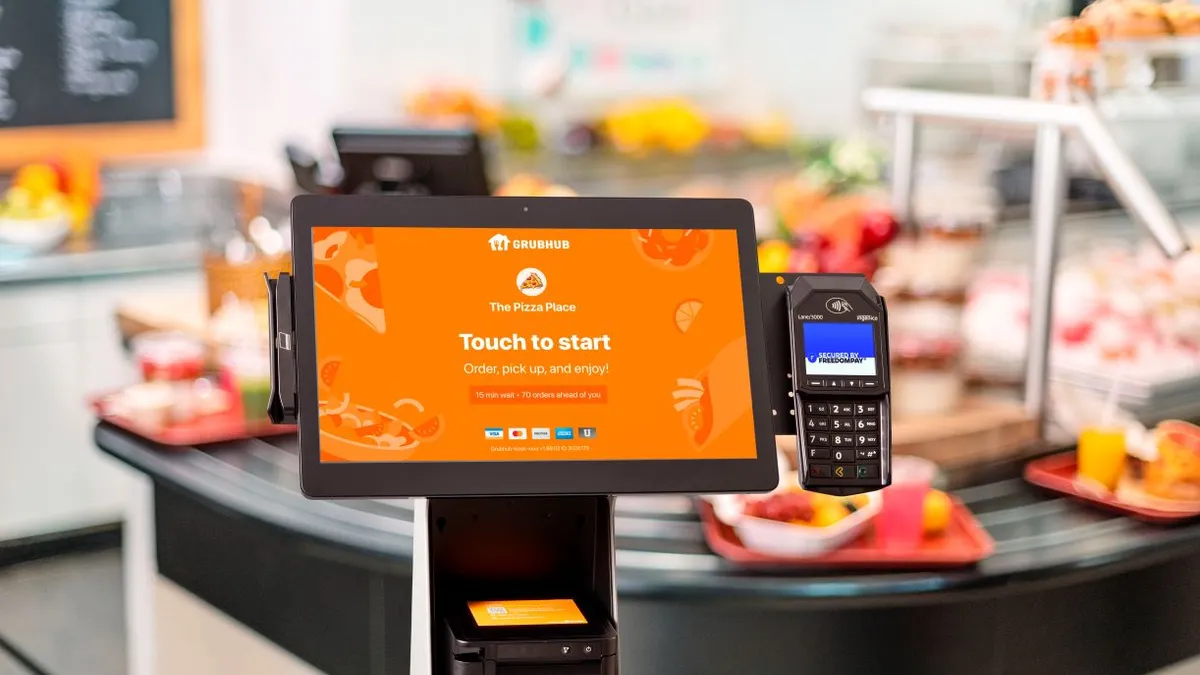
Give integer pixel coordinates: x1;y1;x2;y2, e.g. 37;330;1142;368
1077;426;1126;492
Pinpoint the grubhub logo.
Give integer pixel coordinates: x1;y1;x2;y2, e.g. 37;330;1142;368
826;297;853;314
489;233;570;252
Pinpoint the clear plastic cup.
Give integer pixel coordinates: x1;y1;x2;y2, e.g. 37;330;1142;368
876;456;938;549
220;343;272;422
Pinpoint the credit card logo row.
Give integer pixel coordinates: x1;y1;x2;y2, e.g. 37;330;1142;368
485;427;597;440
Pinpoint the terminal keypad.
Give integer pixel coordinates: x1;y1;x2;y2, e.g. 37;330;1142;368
804;397;883;483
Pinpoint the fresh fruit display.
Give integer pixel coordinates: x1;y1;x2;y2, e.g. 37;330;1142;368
404;87;501;134
498;112;542;152
493;173;577;197
0;156;102;249
600;98;710;156
756;199;897;278
742;112;793;150
752;137;895;277
790;138;884;195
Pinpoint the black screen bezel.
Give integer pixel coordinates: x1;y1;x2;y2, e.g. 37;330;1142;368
799;321;881;378
290;195;778;498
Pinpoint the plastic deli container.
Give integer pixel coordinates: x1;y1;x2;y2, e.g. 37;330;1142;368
132;331;205;382
891;338;965;417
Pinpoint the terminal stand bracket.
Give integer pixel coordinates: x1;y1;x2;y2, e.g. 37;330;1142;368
266;272;298;425
759;272;801;437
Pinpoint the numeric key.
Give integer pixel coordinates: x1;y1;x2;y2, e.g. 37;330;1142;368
855;417;878;431
830;403;854;416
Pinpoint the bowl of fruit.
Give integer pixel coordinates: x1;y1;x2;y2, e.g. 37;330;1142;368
0;160;98;253
709;473;882;558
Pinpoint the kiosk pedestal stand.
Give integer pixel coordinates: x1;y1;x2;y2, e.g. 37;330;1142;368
409;496;619;674
272;196;884;675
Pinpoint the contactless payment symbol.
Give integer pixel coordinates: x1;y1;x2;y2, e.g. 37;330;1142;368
517;268;547;296
826;297;853;314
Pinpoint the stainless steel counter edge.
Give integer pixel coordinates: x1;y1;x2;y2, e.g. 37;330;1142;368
0;240;201;284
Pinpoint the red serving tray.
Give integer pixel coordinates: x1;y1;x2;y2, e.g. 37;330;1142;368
91;392;296;447
698;498;994;569
1024;452;1200;524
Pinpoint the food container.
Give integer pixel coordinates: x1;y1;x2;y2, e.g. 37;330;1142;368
0;214;71;252
114;382;175;430
708;492;882;558
909;219;986;295
888;290;967;344
891;339;965;418
132;332;205;382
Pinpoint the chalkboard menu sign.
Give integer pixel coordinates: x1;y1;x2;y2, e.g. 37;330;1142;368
0;0;202;165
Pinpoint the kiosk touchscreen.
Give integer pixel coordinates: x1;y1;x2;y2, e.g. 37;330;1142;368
279;196;778;499
788;274;892;495
272;196;777;675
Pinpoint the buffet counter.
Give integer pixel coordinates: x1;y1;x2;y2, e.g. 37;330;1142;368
97;423;1200;675
0;237;198;285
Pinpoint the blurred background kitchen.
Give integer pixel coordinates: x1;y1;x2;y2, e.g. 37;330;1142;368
6;0;1200;674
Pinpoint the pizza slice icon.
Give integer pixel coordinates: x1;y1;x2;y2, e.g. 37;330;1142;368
520;272;544;290
313;228;387;333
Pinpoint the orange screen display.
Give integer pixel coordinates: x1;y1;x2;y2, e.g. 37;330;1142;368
468;599;587;627
311;226;756;463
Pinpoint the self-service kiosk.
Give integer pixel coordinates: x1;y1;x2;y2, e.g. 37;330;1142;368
268;196;890;674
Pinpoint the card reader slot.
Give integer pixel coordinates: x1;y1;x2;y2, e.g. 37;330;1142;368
496;664;606;674
265;272;298;424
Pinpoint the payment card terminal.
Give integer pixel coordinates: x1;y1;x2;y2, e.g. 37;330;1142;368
787;274;891;496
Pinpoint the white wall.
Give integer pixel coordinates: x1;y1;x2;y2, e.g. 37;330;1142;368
199;0;1040;183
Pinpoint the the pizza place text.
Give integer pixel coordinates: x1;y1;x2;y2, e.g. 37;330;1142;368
490;301;576;313
459;333;612;352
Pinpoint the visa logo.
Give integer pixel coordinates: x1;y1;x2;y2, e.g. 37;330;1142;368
531;427;551;440
484;428;503;439
554;427;574;440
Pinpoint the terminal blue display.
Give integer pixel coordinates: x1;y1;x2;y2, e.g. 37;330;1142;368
802;323;878;376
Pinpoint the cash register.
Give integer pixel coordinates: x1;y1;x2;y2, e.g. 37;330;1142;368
267;196;891;673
